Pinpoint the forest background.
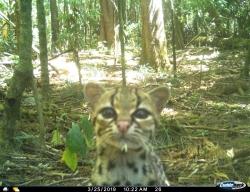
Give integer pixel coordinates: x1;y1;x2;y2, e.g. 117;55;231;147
0;0;249;186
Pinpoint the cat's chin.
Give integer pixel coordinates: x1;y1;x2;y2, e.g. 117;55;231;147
106;138;143;152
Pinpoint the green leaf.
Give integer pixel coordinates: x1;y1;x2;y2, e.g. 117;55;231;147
80;116;93;134
61;147;77;171
51;130;63;146
214;172;229;180
79;116;94;148
66;122;86;156
0;103;4;111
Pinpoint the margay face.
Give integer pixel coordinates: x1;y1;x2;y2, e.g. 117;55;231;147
84;82;171;186
92;87;159;151
84;83;169;151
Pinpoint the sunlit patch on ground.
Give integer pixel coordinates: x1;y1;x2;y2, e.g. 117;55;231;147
186;50;220;61
161;108;178;117
183;64;210;73
38;50;171;85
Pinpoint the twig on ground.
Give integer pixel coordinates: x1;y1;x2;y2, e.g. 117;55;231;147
48;177;90;186
183;125;249;135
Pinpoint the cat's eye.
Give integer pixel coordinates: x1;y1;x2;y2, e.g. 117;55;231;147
100;107;116;119
133;109;150;119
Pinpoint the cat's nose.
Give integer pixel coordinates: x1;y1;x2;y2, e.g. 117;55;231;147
117;120;130;134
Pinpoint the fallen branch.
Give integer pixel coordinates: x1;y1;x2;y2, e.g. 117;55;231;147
185;32;202;48
20;177;44;185
182;125;249;135
48;49;73;61
48;177;90;186
0;61;16;65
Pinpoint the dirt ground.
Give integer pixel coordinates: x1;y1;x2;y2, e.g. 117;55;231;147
0;47;249;186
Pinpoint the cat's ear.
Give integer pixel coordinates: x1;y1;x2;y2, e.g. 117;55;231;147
84;82;104;107
149;86;170;113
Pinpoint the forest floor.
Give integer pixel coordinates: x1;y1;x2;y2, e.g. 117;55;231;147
0;47;250;186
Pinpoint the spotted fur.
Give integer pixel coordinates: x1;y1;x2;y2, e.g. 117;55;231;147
84;83;170;186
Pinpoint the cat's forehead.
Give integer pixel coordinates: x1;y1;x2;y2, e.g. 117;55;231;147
113;87;138;109
97;87;151;109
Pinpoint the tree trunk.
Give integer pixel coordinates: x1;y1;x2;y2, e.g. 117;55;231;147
141;0;170;71
73;49;82;85
170;0;177;77
117;0;126;86
14;0;20;53
37;0;50;101
99;0;116;48
238;17;249;38
206;3;225;37
243;44;250;78
63;0;70;50
69;2;82;85
165;0;184;49
174;15;184;49
50;0;59;53
128;0;138;22
3;0;33;146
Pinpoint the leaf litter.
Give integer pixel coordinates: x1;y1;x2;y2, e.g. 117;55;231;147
0;47;249;186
